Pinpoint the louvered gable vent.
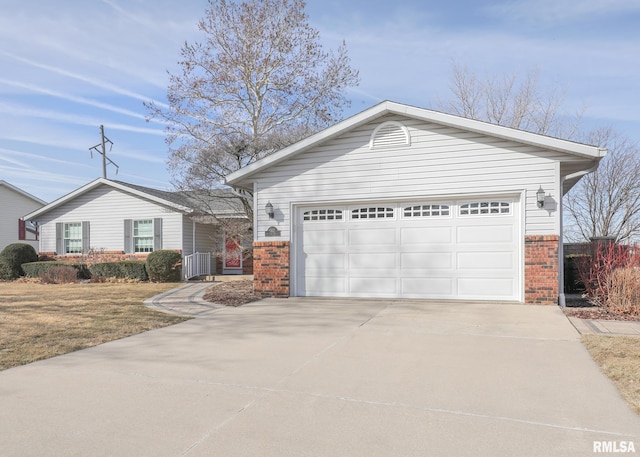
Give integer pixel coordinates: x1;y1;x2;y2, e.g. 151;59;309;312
369;121;410;149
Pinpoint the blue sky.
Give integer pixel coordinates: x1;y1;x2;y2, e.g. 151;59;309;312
1;0;638;203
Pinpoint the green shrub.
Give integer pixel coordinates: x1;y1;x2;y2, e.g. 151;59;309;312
0;259;14;281
0;243;38;278
90;261;148;281
146;250;182;282
22;262;91;279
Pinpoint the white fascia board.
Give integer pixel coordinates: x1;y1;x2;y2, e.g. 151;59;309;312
225;100;606;188
23;178;192;221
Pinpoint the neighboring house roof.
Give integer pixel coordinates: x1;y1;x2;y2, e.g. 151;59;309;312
23;178;246;221
0;180;47;205
225;100;607;190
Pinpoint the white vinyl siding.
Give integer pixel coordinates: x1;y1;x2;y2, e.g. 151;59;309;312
37;186;183;253
252;115;580;240
0;184;43;251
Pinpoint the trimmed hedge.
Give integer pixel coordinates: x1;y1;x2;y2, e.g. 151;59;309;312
0;243;38;278
22;261;91;280
0;259;14;281
90;261;148;281
146;250;182;282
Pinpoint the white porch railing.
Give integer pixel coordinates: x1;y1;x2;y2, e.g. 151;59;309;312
184;252;212;280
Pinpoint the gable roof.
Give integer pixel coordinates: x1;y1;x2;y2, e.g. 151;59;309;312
0;180;47;205
225;100;607;189
23;178;245;221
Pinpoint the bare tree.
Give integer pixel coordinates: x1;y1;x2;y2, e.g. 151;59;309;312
565;128;640;243
438;62;640;243
437;61;584;139
146;0;359;226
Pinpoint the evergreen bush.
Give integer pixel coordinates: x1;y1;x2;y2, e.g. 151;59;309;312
146;250;182;282
0;243;38;278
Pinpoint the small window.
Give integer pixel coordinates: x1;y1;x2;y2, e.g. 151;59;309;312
133;219;154;253
403;204;450;218
460;201;511;216
303;209;343;221
64;222;82;254
351;207;394;219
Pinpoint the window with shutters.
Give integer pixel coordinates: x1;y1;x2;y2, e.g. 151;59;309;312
403;204;450;218
303;209;343;222
133;219;154;253
351;207;395;219
64;222;82;254
459;201;511;216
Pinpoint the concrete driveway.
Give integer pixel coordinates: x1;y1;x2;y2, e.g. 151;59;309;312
1;298;638;456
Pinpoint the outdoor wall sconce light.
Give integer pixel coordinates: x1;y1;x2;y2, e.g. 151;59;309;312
536;186;546;208
265;201;275;219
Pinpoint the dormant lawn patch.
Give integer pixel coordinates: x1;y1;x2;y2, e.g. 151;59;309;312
582;335;640;415
0;282;189;371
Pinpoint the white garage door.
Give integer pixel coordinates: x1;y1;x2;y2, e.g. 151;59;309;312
295;198;520;300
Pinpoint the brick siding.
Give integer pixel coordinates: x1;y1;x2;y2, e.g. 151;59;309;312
253;241;289;298
524;235;559;305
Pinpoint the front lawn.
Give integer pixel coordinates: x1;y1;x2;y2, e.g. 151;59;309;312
0;282;189;371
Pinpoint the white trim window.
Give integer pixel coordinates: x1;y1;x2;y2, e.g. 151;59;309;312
64;222;82;254
133;219;154;253
460;201;511;216
351;207;395;219
403;204;450;218
303;209;343;222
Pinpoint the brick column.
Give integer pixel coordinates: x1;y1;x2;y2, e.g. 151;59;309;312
253;241;290;298
524;235;559;305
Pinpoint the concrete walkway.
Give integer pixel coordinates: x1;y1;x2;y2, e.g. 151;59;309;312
568;316;640;336
1;296;639;456
144;281;225;317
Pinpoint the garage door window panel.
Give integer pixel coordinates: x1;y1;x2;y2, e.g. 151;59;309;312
403;204;450;218
460;201;511;216
303;209;343;221
351;207;395;219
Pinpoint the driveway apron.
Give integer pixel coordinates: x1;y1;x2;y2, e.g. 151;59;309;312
0;298;638;457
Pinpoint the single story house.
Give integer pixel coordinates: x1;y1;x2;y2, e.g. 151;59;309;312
225;101;606;305
0;180;46;252
22;178;252;276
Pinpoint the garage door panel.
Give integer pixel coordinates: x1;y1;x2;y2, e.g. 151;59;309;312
457;224;514;243
304;253;346;271
457;251;514;269
457;278;515;297
401;277;453;296
349;277;397;295
303;229;346;246
303;277;348;295
400;252;454;270
349;227;396;245
400;226;453;244
350;252;396;270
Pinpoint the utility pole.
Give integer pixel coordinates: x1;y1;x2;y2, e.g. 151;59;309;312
89;125;119;178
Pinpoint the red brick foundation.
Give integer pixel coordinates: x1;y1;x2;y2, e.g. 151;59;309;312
524;235;559;305
253;241;290;298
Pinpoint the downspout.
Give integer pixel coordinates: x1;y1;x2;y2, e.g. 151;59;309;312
192;219;196;255
558;163;599;307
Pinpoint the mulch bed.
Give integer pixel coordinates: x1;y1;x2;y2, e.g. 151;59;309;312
202;280;261;307
563;295;640;322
